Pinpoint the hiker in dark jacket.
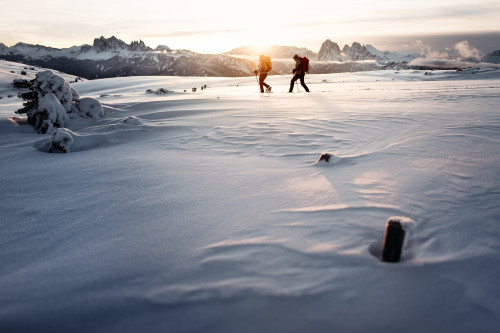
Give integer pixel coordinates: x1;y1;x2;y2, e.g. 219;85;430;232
254;54;272;93
289;54;310;92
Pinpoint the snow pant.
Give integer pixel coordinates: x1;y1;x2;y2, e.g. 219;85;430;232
289;73;309;92
259;73;270;93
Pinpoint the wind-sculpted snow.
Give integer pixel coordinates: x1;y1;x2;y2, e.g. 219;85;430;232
1;61;500;333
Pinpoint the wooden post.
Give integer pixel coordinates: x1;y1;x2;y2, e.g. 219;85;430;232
318;153;331;162
382;219;405;263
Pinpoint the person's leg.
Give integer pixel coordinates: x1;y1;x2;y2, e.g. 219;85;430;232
259;73;266;92
261;73;270;90
289;75;298;92
299;74;309;92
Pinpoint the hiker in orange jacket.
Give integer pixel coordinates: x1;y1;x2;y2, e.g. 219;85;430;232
254;55;272;93
289;54;310;92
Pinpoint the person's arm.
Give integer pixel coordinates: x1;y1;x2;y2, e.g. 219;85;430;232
254;60;262;74
293;58;301;73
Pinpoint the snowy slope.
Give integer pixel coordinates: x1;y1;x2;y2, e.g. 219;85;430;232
1;60;500;332
0;60;81;97
366;44;416;62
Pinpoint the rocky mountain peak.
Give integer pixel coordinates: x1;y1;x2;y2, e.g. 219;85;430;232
92;36;151;53
343;42;377;61
129;40;151;52
318;39;342;61
487;50;500;57
93;36;128;52
482;49;500;64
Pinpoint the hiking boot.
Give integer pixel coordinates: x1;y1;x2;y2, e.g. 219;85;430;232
266;86;272;92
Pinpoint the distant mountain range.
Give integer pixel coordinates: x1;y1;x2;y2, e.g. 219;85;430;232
0;36;256;79
0;36;498;79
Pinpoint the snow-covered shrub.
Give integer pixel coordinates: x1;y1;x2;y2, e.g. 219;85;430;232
70;87;80;101
32;70;73;112
29;93;66;134
77;97;104;117
16;70;73;133
116;116;141;128
15;70;105;134
70;101;80;114
12;79;32;89
146;88;169;94
48;128;74;153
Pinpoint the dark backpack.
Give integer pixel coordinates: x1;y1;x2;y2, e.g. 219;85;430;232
301;57;310;73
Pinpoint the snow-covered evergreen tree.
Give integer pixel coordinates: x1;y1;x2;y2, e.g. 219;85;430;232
16;70;103;134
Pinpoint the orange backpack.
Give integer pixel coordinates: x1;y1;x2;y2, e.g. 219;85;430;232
261;56;272;72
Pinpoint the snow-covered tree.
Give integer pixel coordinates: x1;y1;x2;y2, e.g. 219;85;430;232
33;92;67;134
16;70;104;134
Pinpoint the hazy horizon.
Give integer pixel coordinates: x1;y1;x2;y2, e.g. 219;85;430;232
1;0;499;55
2;31;500;57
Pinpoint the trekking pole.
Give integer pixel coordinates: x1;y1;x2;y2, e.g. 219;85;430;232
296;79;300;92
255;73;260;92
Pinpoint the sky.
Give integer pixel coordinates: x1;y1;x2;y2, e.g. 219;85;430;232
1;0;499;54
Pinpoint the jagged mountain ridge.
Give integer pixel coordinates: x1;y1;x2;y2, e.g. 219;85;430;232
0;36;256;79
4;36;492;78
482;50;500;64
90;36;152;53
316;39;416;63
0;36;415;78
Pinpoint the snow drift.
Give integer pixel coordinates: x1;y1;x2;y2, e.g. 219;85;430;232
1;60;500;333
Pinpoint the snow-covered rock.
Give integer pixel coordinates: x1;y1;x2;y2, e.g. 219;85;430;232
146;88;169;94
118;116;141;126
77;97;104;118
33;127;76;153
48;128;74;153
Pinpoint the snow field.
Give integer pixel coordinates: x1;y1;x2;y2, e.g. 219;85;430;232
1;60;500;332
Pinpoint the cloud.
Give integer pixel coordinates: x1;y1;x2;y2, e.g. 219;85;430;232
408;57;500;69
454;41;482;60
410;39;484;61
407;39;498;68
413;40;451;59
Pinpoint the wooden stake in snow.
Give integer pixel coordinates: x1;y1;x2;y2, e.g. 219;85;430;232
382;219;405;263
318;153;331;162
